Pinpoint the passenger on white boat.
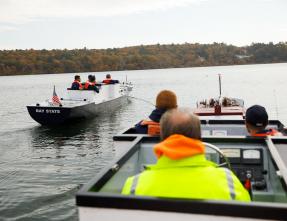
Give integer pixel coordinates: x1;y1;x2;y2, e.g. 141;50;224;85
84;75;94;89
245;105;281;136
134;90;177;135
123;108;250;201
71;75;83;90
84;75;99;93
102;74;119;84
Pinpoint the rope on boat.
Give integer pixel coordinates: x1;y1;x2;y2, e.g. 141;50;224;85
128;96;155;107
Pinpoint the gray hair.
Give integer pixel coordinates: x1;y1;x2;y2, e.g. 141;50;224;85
160;107;201;140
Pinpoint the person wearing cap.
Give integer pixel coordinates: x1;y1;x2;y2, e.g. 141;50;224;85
122;108;250;201
245;105;281;136
134;90;177;135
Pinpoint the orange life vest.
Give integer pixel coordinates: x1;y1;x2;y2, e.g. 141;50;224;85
141;120;160;136
84;80;96;89
253;128;280;137
103;79;112;84
73;80;83;89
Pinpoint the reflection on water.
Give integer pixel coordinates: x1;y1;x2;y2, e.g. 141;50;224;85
0;114;123;221
31;120;101;148
1;63;287;220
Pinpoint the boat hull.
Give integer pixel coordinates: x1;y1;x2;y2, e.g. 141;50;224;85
78;207;267;221
27;95;129;125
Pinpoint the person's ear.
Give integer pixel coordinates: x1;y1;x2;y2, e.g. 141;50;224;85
245;122;251;133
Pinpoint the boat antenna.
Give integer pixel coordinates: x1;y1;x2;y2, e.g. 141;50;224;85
273;89;279;119
218;73;222;98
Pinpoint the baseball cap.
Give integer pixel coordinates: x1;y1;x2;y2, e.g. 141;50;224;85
245;105;268;127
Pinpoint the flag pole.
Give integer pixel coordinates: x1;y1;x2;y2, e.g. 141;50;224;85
218;74;222;98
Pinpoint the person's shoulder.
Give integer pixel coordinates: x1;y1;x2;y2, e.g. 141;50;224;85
121;176;134;194
134;121;148;134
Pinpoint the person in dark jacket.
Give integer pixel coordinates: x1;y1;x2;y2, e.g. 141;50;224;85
71;75;83;90
84;75;94;89
84;75;99;93
245;105;281;136
102;74;119;84
134;90;178;134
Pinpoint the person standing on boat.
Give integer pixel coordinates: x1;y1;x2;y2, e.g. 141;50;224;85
102;74;119;84
71;75;83;90
134;90;178;135
122;108;250;201
245;105;281;136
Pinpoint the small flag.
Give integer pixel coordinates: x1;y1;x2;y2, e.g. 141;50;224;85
52;85;62;105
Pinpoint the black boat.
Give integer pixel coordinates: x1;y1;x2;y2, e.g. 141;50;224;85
27;82;133;125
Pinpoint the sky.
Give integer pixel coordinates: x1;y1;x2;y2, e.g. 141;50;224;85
0;0;286;50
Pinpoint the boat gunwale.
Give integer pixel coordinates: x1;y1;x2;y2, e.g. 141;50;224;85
76;192;287;220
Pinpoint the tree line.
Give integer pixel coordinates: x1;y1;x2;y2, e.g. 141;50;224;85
0;42;287;76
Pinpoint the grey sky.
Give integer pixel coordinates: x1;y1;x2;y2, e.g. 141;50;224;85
0;0;286;49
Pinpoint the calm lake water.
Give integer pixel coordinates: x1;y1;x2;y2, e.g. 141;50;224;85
1;63;287;220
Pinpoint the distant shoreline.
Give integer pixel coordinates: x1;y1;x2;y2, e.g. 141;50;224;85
1;42;286;76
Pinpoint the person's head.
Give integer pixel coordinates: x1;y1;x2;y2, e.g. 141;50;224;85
160;107;201;141
90;75;96;82
88;75;93;81
75;75;81;81
156;90;177;110
245;105;268;134
106;74;111;79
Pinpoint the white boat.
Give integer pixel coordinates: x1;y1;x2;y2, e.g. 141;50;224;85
27;82;133;125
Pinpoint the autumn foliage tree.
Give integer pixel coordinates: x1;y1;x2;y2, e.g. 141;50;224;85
0;42;287;76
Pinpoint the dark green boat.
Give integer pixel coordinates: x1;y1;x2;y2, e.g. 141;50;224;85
76;119;287;221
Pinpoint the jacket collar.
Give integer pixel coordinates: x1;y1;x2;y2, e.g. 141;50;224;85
154;134;205;160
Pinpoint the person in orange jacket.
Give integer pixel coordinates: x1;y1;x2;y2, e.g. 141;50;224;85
84;75;94;89
71;75;83;90
102;74;119;84
245;105;281;136
84;75;99;93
